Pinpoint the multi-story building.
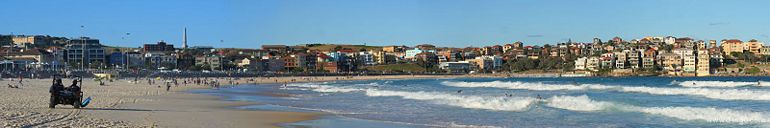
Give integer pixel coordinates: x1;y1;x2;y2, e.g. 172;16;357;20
761;46;770;55
124;52;144;69
12;35;49;47
708;40;718;48
642;49;657;69
143;41;175;52
0;49;54;70
145;52;177;70
574;57;587;71
682;49;696;73
195;55;222;70
659;52;682;73
744;39;764;54
696;49;710;76
176;53;196;70
627;50;641;69
65;37;105;69
600;53;615;69
615;51;627;69
586;56;601;71
357;51;375;66
720;39;743;54
405;48;435;59
439;61;473;73
503;44;514;53
257;56;284;72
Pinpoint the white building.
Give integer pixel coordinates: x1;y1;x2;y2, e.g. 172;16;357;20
439;61;473;73
586;56;601;71
575;57;587;70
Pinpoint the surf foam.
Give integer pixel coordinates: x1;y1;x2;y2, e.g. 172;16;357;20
442;81;770;102
442;81;614;91
284;83;366;93
546;95;616;111
677;81;758;88
365;90;536;111
546;95;770;123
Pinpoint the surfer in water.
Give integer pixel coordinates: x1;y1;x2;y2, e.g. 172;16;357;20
457;90;463;93
536;94;543;100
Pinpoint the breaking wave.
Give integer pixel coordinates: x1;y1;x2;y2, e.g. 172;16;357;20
284;83;366;93
442;81;770;102
365;90;536;111
676;81;759;88
442;81;614;91
285;82;770;124
547;95;770;123
546;95;616;111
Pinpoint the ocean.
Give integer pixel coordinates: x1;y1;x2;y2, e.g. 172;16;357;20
192;76;770;128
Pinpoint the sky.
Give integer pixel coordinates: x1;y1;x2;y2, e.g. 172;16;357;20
0;0;768;48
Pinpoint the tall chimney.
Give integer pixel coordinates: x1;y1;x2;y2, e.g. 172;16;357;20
183;27;188;49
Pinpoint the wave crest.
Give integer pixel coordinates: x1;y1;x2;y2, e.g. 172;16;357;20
365;90;536;111
546;95;615;111
442;81;770;102
442;81;614;91
546;95;770;123
284;83;366;93
677;81;758;88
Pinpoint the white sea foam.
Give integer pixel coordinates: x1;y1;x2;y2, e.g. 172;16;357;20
438;122;502;128
546;95;770;123
677;81;758;88
546;95;615;111
637;107;770;123
284;83;366;93
442;81;770;102
365;90;536;111
442;81;614;91
618;86;770;101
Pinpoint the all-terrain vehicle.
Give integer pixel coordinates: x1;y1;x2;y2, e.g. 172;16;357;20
49;77;83;109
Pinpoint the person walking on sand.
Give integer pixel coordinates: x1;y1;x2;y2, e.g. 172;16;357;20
166;81;171;91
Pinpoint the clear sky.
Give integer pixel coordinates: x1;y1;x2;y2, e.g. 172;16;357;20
1;0;768;48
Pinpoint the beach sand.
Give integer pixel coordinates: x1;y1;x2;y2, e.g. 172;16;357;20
0;74;484;127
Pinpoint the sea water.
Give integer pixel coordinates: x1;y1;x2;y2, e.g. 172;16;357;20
192;77;770;128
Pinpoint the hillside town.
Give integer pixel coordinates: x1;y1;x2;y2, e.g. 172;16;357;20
0;33;768;77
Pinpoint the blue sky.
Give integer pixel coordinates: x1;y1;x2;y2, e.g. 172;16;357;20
1;0;768;48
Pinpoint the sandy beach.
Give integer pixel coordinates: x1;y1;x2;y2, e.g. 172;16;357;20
0;74;482;127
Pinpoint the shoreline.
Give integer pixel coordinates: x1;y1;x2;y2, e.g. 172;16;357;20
120;74;497;127
1;74;485;127
6;74;762;127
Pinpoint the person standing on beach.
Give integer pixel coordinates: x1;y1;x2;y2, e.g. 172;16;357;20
17;75;23;87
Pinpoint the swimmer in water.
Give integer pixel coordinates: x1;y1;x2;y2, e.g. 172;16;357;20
457;90;462;93
536;94;543;100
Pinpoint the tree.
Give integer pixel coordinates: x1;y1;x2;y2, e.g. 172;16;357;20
511;58;538;71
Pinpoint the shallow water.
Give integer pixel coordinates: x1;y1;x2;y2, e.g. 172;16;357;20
193;76;770;128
